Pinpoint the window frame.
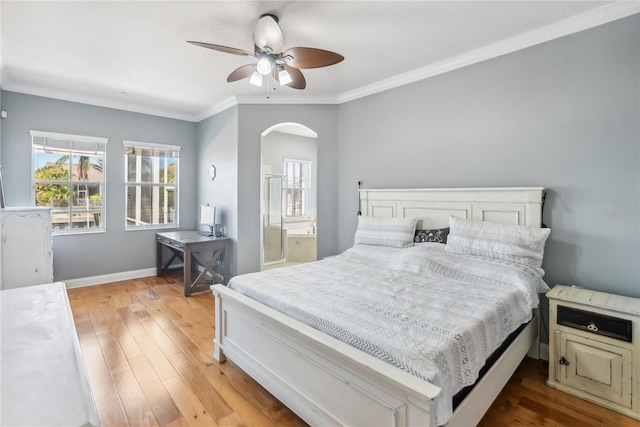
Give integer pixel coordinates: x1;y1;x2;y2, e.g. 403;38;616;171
31;130;108;235
123;140;180;231
282;158;312;220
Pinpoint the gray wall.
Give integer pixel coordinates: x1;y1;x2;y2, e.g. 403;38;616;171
0;90;3;165
262;130;318;218
196;106;239;274
1;15;637;299
262;130;318;176
337;15;640;298
0;91;198;281
236;104;339;275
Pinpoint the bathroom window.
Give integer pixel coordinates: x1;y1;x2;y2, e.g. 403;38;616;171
283;159;311;219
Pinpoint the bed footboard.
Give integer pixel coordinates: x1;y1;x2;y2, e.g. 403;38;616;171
212;284;539;426
212;284;441;427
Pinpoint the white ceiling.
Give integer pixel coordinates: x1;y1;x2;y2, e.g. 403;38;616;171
1;1;637;122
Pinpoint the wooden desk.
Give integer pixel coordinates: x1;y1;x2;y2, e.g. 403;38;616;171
0;282;99;426
156;231;231;296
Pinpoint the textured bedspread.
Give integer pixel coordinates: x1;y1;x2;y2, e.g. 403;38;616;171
228;243;548;425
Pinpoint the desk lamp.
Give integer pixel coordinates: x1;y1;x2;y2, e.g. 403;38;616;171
198;205;216;236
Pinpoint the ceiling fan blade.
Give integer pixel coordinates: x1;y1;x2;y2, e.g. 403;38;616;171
283;47;344;69
227;64;256;82
283;65;306;90
187;41;253;57
253;14;285;54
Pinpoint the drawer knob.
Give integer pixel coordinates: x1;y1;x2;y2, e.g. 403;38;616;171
587;321;599;332
559;356;570;366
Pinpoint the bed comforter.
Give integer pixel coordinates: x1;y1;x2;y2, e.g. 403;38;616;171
228;243;548;425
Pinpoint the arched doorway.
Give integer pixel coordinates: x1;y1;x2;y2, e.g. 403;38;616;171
260;122;318;271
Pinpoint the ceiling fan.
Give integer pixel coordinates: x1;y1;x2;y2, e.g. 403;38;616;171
187;14;344;90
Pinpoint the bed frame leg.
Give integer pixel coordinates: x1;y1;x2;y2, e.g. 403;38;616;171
213;339;227;362
526;310;541;359
213;288;227;362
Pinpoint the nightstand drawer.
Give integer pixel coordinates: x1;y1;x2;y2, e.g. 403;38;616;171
558;305;632;343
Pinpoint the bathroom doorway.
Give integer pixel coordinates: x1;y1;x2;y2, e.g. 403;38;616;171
263;173;284;264
261;123;318;271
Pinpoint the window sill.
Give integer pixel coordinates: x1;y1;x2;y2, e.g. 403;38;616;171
125;224;178;232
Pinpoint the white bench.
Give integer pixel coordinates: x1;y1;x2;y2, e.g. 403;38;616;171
0;282;99;426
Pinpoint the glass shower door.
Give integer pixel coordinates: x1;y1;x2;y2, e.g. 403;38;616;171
263;174;284;266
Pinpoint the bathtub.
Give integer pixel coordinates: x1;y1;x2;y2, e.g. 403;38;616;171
286;225;316;236
285;224;316;262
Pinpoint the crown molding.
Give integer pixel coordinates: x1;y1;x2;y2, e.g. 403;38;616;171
3;1;637;122
192;94;338;122
337;1;640;104
193;96;238;122
1;82;199;122
199;1;640;117
235;95;339;105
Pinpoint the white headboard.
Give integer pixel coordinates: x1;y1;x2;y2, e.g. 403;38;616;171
359;187;545;229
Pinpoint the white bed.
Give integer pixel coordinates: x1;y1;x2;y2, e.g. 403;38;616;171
211;187;549;427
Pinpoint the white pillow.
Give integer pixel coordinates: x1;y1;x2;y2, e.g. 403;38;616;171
354;216;417;248
445;216;551;273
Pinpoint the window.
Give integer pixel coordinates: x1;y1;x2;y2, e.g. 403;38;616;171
283;159;311;218
124;141;179;229
31;130;107;234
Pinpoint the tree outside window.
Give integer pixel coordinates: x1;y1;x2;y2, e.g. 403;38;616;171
31;131;107;233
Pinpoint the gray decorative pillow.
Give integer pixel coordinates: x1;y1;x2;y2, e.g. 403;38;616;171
414;227;449;244
446;216;550;274
354;216;417;248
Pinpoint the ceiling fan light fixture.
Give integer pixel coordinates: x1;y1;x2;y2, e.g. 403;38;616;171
256;57;272;76
249;71;263;87
253;14;285;54
278;68;293;86
188;13;342;92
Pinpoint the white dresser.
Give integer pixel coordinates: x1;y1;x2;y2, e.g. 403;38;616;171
0;207;53;289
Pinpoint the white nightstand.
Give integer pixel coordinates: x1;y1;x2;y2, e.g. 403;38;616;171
546;285;640;420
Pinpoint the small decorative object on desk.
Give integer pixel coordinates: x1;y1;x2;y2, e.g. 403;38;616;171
215;224;225;237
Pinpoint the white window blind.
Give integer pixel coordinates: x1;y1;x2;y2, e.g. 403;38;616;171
283;159;311;219
124;140;179;229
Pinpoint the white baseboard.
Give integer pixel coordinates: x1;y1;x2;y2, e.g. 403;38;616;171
63;267;159;289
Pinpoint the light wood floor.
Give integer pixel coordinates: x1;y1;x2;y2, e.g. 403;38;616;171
68;274;640;427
